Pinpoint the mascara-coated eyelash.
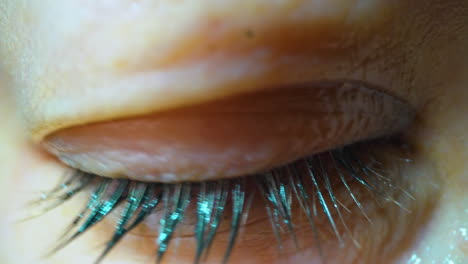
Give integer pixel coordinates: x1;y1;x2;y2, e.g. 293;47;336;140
29;139;413;264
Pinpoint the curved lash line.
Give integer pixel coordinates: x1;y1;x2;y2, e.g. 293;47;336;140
30;143;412;264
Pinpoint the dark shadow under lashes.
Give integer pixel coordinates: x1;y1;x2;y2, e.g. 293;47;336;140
30;141;413;264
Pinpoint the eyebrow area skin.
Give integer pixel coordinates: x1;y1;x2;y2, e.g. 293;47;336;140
0;0;468;263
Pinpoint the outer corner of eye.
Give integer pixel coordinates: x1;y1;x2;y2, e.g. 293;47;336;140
39;80;414;183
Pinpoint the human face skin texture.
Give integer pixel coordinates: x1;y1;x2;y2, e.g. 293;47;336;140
0;1;467;264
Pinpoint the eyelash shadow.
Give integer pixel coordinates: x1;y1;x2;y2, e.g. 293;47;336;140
30;139;413;264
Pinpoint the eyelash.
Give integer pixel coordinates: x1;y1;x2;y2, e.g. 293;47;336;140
30;138;412;264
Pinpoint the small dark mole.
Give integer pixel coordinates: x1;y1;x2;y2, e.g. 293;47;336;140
244;29;255;39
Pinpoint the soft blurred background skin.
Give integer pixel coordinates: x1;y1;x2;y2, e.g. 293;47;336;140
0;1;468;263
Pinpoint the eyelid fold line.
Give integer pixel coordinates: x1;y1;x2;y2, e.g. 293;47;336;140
16;0;398;142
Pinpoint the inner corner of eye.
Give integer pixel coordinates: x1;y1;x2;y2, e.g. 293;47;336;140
41;81;414;183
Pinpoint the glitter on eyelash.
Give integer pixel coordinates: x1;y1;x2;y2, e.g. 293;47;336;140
157;183;192;263
288;163;324;259
95;182;158;264
30;141;412;264
195;181;217;264
256;170;298;249
322;157;361;248
200;180;230;261
223;178;246;264
332;155;372;224
47;178;128;256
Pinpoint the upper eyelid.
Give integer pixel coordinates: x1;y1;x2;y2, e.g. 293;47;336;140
4;1;409;142
42;81;414;183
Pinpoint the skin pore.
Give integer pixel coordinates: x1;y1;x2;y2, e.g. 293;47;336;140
0;1;467;263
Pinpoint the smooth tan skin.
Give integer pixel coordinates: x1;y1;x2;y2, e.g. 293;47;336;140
0;1;467;264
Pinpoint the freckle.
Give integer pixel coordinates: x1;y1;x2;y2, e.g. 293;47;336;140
244;29;255;39
113;59;129;70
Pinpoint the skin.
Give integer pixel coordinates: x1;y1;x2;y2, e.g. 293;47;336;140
0;0;467;263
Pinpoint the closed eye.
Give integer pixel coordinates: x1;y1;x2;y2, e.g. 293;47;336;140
30;82;418;264
3;1;467;263
41;81;413;183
